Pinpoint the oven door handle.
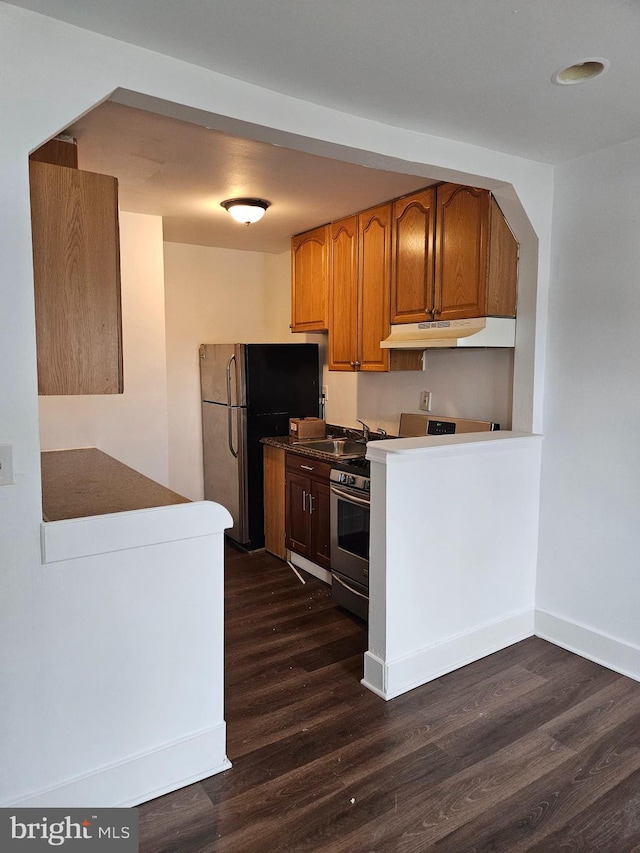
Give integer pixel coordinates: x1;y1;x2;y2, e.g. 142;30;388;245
333;574;369;601
330;485;371;507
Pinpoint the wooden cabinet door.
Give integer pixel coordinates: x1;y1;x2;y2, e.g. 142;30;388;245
310;480;331;570
358;203;391;372
390;188;435;323
486;197;518;317
328;215;358;370
291;225;329;332
29;161;123;395
263;445;286;559
285;471;312;558
434;183;490;321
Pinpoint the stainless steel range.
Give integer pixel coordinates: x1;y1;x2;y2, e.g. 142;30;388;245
329;414;500;620
329;456;371;621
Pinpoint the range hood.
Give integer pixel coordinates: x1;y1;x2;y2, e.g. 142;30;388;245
380;317;516;349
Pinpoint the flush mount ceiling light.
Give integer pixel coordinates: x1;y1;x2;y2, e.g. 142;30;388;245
552;58;609;85
220;197;271;225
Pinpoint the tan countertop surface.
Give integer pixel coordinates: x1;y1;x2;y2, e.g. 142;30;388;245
41;448;190;522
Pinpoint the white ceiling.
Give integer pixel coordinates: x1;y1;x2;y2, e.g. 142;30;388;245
13;0;640;249
65;102;432;254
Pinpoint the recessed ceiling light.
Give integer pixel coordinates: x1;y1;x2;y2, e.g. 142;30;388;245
552;58;609;86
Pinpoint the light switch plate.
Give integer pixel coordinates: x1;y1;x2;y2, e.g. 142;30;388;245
0;445;14;485
419;391;432;412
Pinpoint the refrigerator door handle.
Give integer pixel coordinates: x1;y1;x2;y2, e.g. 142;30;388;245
226;354;236;406
226;353;239;458
228;407;239;458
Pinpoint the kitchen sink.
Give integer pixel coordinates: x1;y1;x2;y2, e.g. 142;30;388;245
293;438;365;456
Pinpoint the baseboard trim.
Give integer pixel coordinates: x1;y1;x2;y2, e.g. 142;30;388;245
4;723;231;808
288;551;331;585
362;608;534;700
535;609;640;683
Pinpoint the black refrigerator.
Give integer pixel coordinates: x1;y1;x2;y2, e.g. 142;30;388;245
199;343;320;550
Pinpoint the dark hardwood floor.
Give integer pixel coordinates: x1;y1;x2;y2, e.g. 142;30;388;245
139;545;640;852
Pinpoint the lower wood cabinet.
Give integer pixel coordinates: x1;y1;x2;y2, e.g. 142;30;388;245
285;454;331;570
263;445;286;559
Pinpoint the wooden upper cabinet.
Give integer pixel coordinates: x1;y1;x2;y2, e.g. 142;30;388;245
29;138;78;169
290;225;329;332
29;160;123;396
434;183;517;321
297;181;518;369
390;188;435;323
328;215;358;371
327;205;404;373
358;203;391;372
486;195;518;317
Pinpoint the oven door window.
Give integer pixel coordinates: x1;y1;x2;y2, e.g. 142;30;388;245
337;497;370;561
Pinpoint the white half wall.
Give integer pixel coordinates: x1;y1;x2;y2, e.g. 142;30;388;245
7;502;231;808
536;135;640;681
365;433;542;700
38;212;170;486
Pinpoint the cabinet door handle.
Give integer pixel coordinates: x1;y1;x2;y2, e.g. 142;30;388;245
301;464;314;471
309;494;315;514
302;490;307;512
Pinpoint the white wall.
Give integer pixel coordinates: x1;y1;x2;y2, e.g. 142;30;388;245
163;243;314;499
324;350;513;435
0;1;551;807
536;137;640;679
39;212;170;485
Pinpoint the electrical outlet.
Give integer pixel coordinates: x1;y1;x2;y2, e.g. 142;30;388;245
0;445;14;486
321;385;328;401
419;391;432;412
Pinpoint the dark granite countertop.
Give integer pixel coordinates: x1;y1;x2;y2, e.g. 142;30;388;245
261;424;367;463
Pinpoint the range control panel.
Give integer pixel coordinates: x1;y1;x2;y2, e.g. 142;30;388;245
329;469;371;492
427;420;457;435
399;413;499;437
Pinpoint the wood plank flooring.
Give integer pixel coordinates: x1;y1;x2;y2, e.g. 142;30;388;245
139;546;640;852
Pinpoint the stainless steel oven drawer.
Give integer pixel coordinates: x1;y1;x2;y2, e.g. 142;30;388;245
331;572;368;621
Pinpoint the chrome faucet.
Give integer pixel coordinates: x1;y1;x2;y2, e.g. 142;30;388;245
356;419;371;442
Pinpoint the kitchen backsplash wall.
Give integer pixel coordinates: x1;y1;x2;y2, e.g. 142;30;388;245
323;349;514;435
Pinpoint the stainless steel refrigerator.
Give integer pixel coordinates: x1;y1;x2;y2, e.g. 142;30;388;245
200;343;320;550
